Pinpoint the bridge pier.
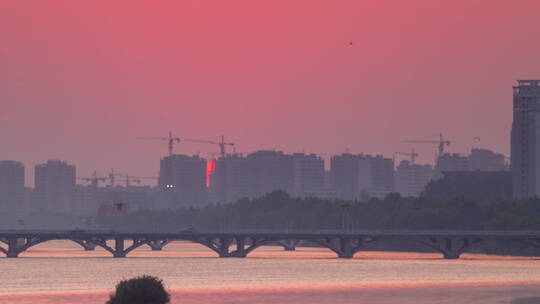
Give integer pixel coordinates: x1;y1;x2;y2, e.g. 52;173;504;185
6;237;19;258
279;239;301;251
89;237;147;258
317;236;375;258
443;251;461;259
419;237;483;260
229;237;247;257
147;240;170;251
196;236;267;258
113;237;126;258
216;237;235;257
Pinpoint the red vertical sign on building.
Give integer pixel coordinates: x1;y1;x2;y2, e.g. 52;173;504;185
206;160;216;187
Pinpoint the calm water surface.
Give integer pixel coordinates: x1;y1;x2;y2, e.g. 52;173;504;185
0;241;539;303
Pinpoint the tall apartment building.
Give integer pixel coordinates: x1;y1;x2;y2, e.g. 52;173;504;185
212;154;250;203
291;153;325;197
330;154;394;200
469;148;506;171
511;80;540;198
0;161;25;215
34;160;76;213
394;160;433;197
158;154;206;206
247;151;293;198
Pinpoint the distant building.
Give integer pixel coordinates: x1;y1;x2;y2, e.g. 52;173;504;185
102;185;154;212
291;153;325;198
72;184;158;216
247;151;293;198
330;154;394;200
212;154;250;203
367;155;395;198
469;148;506;171
0;161;25;215
394;160;433;197
34;160;76;213
436;153;469;174
330;154;361;200
159;155;206;206
71;185;101;216
511;80;540;198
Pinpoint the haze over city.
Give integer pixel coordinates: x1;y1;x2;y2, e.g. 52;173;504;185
2;1;540;185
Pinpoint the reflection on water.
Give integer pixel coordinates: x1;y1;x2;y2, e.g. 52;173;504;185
0;241;539;303
512;297;540;304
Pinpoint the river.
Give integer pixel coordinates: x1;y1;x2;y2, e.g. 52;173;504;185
0;241;539;303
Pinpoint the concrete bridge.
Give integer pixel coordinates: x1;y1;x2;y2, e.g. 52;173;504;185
0;230;539;259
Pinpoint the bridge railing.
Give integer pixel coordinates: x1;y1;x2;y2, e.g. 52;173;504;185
0;229;539;237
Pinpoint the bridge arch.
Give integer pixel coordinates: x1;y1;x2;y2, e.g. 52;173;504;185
88;237;150;258
405;236;484;259
0;236;57;258
309;236;377;258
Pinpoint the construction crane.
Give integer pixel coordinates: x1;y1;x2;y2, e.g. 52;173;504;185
182;135;234;157
394;149;419;164
123;175;158;187
405;133;450;157
79;172;107;187
123;175;141;187
138;131;181;156
107;169;122;187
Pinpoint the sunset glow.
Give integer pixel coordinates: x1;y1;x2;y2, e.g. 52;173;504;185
2;1;540;181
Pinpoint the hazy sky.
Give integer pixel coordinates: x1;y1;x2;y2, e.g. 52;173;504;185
2;1;540;186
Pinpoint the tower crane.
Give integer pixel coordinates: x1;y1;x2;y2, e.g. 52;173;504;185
405;133;450;157
394;149;419;164
182;135;234;157
123;175;158;187
123;174;141;187
107;169;122;187
79;172;107;187
138;131;181;156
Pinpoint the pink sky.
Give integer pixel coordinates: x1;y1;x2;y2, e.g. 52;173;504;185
1;1;540;186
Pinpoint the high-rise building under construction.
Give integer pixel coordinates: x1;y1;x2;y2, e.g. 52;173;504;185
511;80;540;198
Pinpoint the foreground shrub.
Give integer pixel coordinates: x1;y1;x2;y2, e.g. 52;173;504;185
107;275;170;304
